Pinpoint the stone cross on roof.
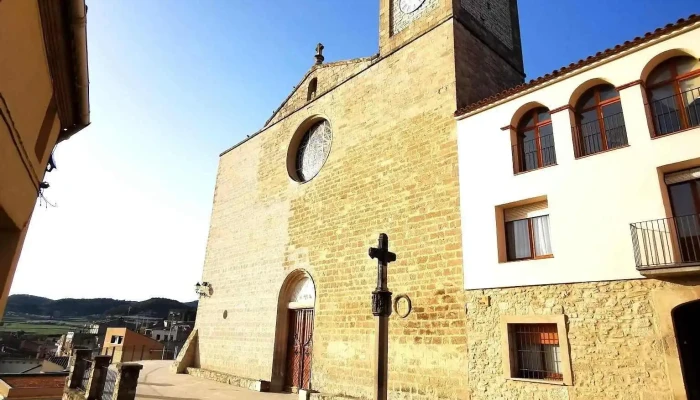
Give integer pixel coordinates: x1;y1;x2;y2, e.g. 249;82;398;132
315;43;325;65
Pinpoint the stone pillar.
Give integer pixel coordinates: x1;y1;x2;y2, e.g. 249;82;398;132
86;355;111;399
112;363;143;400
66;349;92;389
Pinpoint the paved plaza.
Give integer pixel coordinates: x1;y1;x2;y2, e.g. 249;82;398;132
137;361;295;400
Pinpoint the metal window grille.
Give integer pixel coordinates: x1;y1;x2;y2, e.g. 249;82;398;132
512;323;562;381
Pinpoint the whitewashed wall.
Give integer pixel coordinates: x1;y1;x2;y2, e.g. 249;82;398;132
457;23;700;289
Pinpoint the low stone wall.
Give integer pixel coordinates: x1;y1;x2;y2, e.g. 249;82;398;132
185;367;270;392
309;393;361;400
62;388;85;400
170;328;198;374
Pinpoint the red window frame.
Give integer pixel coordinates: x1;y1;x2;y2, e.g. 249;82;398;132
505;216;553;262
574;85;624;156
516;108;553;172
646;57;700;135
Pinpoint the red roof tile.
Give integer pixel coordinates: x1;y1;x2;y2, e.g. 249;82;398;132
454;14;700;117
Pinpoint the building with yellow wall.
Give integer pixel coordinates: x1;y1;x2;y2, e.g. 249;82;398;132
101;327;164;362
0;0;90;317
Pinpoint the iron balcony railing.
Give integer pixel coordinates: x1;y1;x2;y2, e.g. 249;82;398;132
512;132;556;173
630;214;700;269
647;86;700;136
572;112;628;158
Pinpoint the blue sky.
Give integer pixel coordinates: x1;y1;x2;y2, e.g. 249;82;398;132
12;0;698;302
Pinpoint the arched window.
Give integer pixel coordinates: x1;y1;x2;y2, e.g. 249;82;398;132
307;78;318;101
573;84;627;157
513;107;556;173
646;56;700;136
292;119;332;182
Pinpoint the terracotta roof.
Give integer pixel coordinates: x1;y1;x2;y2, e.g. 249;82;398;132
454;14;700;117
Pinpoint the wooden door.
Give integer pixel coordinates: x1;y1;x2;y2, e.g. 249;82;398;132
285;308;314;391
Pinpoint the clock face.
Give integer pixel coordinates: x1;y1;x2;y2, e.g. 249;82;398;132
399;0;426;14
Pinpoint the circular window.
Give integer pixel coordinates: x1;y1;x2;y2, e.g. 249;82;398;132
293;120;332;182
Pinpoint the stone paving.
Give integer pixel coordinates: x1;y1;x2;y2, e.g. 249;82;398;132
137;361;295;400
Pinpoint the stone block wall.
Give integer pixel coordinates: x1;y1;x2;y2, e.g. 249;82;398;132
464;279;700;400
453;19;523;110
198;18;471;400
266;57;377;128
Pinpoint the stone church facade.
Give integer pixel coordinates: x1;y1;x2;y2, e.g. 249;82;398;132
188;0;523;399
179;0;700;399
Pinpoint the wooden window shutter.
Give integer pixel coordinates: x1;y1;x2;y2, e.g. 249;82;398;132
504;200;549;222
665;167;700;185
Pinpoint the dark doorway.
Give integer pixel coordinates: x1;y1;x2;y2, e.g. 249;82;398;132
673;300;700;399
285;308;314;391
668;177;700;262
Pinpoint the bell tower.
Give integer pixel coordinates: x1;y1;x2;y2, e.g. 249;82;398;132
379;0;525;108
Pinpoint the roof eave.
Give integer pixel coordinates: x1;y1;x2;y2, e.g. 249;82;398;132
38;0;91;143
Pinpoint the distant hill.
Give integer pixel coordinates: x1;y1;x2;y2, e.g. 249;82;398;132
104;298;192;317
5;295;196;319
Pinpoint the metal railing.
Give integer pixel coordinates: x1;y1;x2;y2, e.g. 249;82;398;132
647;86;700;136
100;368;117;400
79;359;92;391
630;214;700;268
572;112;628;157
102;345;176;362
512;133;557;173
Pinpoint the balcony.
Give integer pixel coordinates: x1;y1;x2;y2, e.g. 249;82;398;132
512;132;557;174
630;214;700;277
572;112;628;158
648;87;700;137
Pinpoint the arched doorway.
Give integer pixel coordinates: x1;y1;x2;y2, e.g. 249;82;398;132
673;299;700;399
271;270;316;393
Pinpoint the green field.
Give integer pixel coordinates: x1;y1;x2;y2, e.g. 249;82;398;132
0;316;89;336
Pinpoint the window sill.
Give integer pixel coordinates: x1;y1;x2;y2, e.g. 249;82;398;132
507;377;566;386
513;163;557;176
500;255;554;264
574;144;629;159
651;125;700;139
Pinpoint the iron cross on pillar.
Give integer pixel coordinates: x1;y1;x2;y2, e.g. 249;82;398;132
368;233;396;400
369;233;395;316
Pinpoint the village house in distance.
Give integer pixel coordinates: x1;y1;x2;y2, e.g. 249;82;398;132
174;0;700;399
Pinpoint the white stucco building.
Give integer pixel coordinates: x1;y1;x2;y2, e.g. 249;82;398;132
456;15;700;399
